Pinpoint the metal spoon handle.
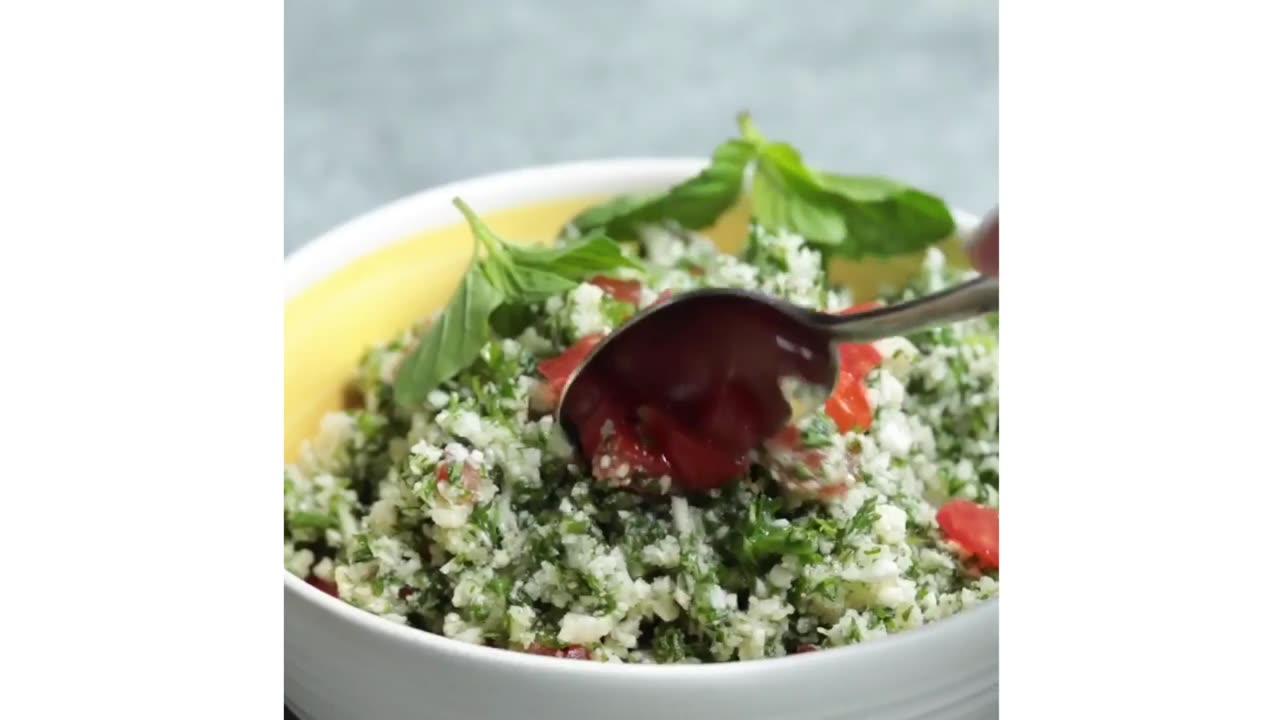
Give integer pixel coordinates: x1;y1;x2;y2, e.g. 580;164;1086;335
816;276;999;343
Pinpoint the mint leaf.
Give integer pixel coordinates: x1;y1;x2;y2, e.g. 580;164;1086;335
457;200;639;300
394;199;641;409
565;139;757;238
743;118;956;258
505;231;644;281
565;194;658;238
752;146;846;244
828;184;955;258
393;259;504;408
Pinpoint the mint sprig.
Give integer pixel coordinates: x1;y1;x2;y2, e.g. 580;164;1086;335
564;138;756;239
393;199;641;409
566;113;956;259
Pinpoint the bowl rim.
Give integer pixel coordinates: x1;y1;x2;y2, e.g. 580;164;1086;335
284;156;997;677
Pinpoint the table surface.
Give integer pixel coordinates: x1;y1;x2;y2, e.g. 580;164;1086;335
285;0;997;255
284;2;996;716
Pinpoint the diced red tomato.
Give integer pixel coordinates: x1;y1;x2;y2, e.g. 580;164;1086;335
839;301;882;315
652;289;675;306
638;406;746;491
936;500;999;569
526;642;591;660
769;424;801;449
820;303;884;433
306;576;338;598
592;425;671;480
825;373;874;433
590;275;643;305
796;644;820;654
435;462;481;492
537;333;604;401
697;382;767;458
837;343;882;381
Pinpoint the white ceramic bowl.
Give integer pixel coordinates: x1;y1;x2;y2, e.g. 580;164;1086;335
284;159;998;720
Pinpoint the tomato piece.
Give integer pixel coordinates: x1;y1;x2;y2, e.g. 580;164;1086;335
769;424;801;449
526;642;591;660
592;426;671;480
560;645;591;660
837;343;882;381
537;333;604;401
639;406;746;491
306;575;338;598
825;374;874;432
936;500;999;569
697;381;768;458
590;275;643;305
435;462;481;492
796;644;820;654
839;301;882;315
652;289;675;306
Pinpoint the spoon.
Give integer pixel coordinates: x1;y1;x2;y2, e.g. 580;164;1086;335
556;276;998;481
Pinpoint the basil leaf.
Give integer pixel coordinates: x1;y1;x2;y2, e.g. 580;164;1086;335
829;185;956;259
505;231;644;280
812;172;907;201
488;303;537;338
457;199;638;297
654;138;756;227
393;261;504;408
565;139;757;238
752;148;846;244
745;121;955;258
564;194;659;238
504;265;579;300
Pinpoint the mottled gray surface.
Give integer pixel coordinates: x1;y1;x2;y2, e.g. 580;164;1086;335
285;0;997;255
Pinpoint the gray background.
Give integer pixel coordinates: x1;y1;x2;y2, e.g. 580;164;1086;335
284;0;997;255
285;2;995;714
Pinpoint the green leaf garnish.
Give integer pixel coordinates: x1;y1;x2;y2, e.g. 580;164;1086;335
742;114;955;257
392;198;639;409
568;112;955;258
392;259;504;408
564;138;757;238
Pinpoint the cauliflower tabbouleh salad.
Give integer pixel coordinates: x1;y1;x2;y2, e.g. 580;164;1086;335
284;116;999;664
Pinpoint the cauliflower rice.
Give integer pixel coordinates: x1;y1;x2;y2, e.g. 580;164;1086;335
284;222;999;663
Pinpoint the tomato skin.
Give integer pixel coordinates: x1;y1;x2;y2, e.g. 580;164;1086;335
306;576;339;598
936;500;1000;569
823;302;884;433
825;373;874;432
769;424;802;449
592;425;671;480
837;343;882;381
526;642;591;660
589;275;644;305
638;406;746;491
840;301;882;315
537;333;604;401
560;645;591;660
